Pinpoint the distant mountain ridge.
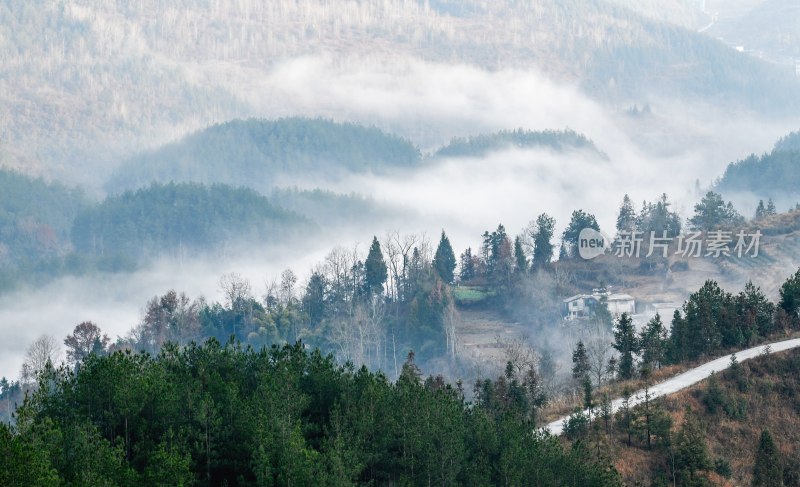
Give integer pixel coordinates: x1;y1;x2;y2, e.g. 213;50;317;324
715;129;800;201
105;118;422;193
106;119;605;192
432;129;606;159
72;182;313;262
0;172;316;292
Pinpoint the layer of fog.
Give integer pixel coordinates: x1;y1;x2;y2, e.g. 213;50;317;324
226;55;792;162
0;240;334;381
2;55;798;380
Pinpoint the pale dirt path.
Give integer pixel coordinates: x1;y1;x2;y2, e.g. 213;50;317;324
544;337;800;436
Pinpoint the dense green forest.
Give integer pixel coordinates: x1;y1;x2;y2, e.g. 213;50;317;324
105;118;422;192
71;182;311;263
0;342;619;486
432;129;605;159
3;262;800;485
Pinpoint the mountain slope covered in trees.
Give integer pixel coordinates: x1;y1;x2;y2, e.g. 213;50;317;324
72;183;313;262
0;173;316;291
715;129;800;200
105;118;422;192
0;341;620;486
0;170;88;290
432;129;606;159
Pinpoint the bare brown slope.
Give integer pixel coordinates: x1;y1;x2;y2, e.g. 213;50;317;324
614;347;800;486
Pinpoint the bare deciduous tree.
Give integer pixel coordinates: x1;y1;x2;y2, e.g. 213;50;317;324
20;334;62;384
279;268;298;305
586;331;614;386
498;334;538;378
219;272;252;312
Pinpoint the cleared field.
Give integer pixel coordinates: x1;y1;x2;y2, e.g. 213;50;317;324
454;307;529;369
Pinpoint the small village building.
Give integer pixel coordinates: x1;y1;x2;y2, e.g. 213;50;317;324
562;289;635;320
606;293;636;317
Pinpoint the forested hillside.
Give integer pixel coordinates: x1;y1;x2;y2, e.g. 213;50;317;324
716;129;800;200
0;342;619;486
704;0;800;62
106;119;422;192
774;130;800;153
71;183;312;263
0;170;87;290
269;188;407;229
0;174;315;291
432;129;605;159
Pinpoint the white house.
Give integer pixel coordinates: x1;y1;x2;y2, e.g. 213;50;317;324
606;293;636;317
562;289;636;320
562;294;596;320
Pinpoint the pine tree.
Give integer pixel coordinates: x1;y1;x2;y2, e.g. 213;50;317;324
766;198;777;216
639;314;667;371
668;310;689;363
513;236;527;275
562;210;600;259
738;281;775;342
459;247;476;282
531;213;556;272
779;268;800;321
616;194;636;233
682;280;730;359
484;224;513;288
572;341;591;382
753;430;782;487
637;193;682;236
581;376;593;410
432;230;457;284
755;200;767;220
616;387;634;446
729;353;748;392
364;236;388;295
674;410;711;484
688;191;744;231
613;313;638;380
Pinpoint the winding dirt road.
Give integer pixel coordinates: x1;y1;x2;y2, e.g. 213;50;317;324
544;337;800;436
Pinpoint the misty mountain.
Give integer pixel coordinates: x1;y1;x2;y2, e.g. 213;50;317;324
3;0;799;184
105;118;421;193
0;169;87;290
704;0;800;62
72;182;313;264
431;129;606;159
774;130;800;153
716;130;800;201
269;187;409;229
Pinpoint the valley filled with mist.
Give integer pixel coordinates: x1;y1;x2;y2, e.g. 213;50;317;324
3;1;800;486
